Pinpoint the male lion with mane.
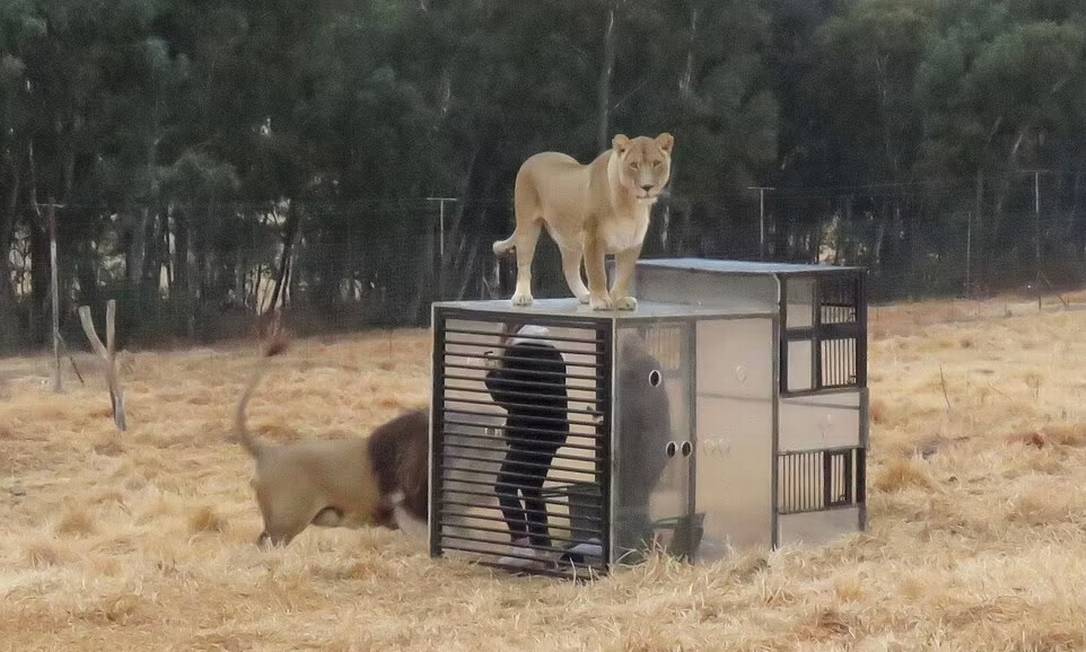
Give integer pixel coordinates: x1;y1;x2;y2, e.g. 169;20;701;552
493;132;674;310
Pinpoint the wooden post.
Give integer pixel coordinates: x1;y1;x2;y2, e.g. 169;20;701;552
78;299;126;431
48;200;61;393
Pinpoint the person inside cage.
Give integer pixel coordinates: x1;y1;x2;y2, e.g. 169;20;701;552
484;322;569;568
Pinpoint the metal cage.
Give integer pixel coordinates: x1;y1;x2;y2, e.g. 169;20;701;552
429;259;870;578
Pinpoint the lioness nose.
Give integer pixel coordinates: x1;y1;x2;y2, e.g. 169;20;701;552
640;184;653;191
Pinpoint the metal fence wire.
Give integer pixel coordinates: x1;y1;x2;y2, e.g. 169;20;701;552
2;179;1086;352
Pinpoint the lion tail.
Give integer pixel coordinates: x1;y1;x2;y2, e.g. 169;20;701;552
234;335;289;459
492;231;517;256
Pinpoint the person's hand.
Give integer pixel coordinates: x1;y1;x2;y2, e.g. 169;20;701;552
483;349;502;370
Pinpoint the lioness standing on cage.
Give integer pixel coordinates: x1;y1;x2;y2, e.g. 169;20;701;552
493;133;674;311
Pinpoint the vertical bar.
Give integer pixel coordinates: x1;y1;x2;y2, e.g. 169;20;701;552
856;272;868;388
812;276;821;391
687;320;698;561
770;314;780;548
599;319;614;571
778;276;789;395
429;307;446;558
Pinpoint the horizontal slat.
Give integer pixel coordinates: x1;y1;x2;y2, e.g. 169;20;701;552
444;419;603;443
441;545;607;576
442;362;601;382
446;383;605;405
445;350;603;370
442;428;603;453
446;466;587;485
446;338;598;356
442;406;599;429
445;373;586;392
444;327;604;345
443;452;598;476
438;484;608;508
443;395;600;417
441;474;600;495
439;532;588;558
438;519;599;543
443;440;603;464
441;500;603;524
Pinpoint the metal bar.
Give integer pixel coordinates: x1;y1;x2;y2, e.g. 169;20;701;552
777;502;862;517
812;276;822;391
451;466;574;485
443;441;604;464
777;445;862;456
444;350;603;370
822;450;832;507
442;428;603;452
444;325;604;344
783;323;863;340
445;383;605;405
598;321;613;567
442;361;601;382
440;486;604;512
439;532;588;558
444;417;602;439
770;312;780;548
443;396;599;417
444;372;580;392
442;452;598;477
442;405;599;427
438;514;601;540
446;338;599;356
430;309;447;558
441;474;598;495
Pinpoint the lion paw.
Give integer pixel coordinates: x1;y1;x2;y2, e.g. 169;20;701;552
511;292;534;306
589;294;614;311
576;292;591;305
614;296;638;311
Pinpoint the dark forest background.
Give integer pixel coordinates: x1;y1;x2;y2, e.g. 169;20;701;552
2;0;1085;350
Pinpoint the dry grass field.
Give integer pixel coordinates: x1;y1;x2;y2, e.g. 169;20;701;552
4;291;1086;651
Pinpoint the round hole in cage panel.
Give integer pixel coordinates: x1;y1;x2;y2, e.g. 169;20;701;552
665;441;677;458
681;441;693;457
735;365;748;383
648;369;662;387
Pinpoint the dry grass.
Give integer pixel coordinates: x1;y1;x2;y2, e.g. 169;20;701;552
4;296;1086;650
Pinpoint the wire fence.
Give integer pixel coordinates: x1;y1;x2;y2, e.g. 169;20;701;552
2;183;1085;354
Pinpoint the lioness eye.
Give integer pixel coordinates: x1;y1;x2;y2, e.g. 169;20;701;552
653;161;661;168
630;162;639;170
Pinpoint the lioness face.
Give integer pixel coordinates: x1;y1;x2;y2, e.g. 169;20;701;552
612;132;674;204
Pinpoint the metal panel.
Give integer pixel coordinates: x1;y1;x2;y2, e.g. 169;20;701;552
778;506;863;548
778;391;862;452
612;324;693;564
632;266;778;313
431;308;612;578
694;318;774;560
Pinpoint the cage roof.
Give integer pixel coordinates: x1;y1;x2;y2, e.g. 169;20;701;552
432;298;775;321
637;258;864;275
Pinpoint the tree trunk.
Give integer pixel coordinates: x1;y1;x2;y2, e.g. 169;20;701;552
267;204;300;315
596;4;618;152
173;204;191;337
0;151;22;349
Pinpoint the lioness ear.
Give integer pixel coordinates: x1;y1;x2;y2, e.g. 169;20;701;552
655;132;674;154
612;134;630;154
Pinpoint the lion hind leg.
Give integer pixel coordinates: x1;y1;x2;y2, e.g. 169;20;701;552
559;244;590;304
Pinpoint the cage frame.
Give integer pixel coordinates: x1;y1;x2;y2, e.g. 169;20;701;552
429;260;869;576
